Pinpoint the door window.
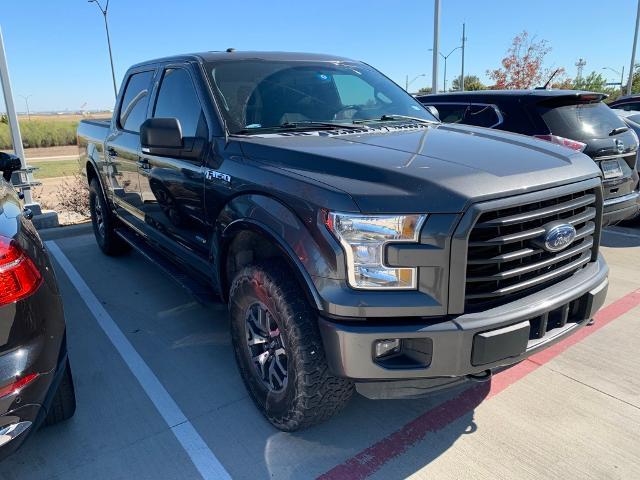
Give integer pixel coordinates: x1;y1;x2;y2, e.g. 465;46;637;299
153;68;207;138
430;103;468;123
118;71;154;133
619;102;640;111
465;104;501;128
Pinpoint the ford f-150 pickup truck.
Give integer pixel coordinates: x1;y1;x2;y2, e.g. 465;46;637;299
77;51;609;431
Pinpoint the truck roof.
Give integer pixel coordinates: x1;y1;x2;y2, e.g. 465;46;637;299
130;50;355;69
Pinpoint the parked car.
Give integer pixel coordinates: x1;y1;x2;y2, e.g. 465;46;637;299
612;108;640;126
0;153;76;460
608;94;640;111
417;90;640;225
78;51;609;431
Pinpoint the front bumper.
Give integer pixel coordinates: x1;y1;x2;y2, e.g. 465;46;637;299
319;255;608;383
603;190;640;225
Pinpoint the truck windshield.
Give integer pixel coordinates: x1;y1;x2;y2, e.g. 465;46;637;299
206;60;437;134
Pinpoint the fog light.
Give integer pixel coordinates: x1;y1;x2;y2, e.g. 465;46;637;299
375;339;401;358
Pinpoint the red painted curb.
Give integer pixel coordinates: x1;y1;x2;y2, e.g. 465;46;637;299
318;288;640;480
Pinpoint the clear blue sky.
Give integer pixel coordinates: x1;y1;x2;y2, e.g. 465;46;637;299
1;0;638;112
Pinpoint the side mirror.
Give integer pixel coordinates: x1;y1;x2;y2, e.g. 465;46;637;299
0;152;22;182
426;105;440;121
141;117;184;153
140;117;205;161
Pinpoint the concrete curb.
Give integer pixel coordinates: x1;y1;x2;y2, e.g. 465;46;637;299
38;221;92;240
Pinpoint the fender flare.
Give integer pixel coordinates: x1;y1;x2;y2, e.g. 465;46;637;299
215;194;341;311
219;219;323;310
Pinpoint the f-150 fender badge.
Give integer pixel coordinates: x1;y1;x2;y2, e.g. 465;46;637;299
204;170;231;183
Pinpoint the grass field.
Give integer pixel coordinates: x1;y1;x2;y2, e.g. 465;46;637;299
30;159;80;179
0;113;110;150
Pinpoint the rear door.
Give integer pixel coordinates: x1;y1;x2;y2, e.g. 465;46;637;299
138;65;210;257
105;69;156;228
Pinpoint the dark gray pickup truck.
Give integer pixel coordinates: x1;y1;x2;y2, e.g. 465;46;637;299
77;51;609;430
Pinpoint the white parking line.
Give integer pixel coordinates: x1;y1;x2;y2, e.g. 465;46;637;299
45;241;231;480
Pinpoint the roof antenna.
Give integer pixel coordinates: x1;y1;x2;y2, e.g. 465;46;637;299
226;48;236;53
537;68;561;90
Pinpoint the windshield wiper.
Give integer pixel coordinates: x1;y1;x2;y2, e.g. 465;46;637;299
609;126;629;136
278;121;367;130
234;121;367;135
354;114;436;125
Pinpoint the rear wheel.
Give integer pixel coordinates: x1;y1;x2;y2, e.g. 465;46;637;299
229;261;354;431
89;179;130;256
43;359;76;427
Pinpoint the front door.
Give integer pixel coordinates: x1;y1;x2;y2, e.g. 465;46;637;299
138;66;210;258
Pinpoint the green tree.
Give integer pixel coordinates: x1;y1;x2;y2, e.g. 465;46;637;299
417;86;432;94
573;71;607;92
451;75;486;91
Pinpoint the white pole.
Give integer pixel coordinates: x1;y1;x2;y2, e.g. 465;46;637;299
0;26;34;205
627;0;640;95
432;0;440;93
461;23;466;91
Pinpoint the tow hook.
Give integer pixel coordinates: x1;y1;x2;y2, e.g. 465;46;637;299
466;369;492;383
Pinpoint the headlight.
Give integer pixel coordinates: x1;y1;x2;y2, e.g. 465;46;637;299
325;212;427;290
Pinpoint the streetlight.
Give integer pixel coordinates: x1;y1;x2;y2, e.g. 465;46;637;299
429;46;462;92
602;66;625;93
405;73;426;92
18;94;32;121
88;0;117;99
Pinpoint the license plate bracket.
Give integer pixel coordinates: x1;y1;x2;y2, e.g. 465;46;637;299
601;159;623;180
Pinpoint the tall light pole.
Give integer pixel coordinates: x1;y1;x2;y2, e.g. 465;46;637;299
89;0;117;99
460;23;466;91
627;0;640;95
405;73;426;92
602;66;625;93
429;47;462;92
18;94;32;121
431;0;440;94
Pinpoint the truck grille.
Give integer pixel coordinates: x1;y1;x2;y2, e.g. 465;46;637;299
464;189;599;311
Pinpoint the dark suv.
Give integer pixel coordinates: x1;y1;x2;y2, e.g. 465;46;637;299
417;90;640;225
608;94;640;111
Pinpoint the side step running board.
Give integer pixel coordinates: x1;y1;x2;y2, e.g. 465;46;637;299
114;228;217;306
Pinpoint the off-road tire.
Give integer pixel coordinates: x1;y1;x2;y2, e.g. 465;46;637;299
43;359;76;427
89;178;130;256
229;261;354;431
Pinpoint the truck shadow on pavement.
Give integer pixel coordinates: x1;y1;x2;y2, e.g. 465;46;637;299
259;381;489;479
601;228;640;248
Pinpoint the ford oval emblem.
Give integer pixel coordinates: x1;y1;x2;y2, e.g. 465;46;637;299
542;223;576;252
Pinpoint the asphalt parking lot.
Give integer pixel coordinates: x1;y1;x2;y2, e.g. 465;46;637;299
1;225;639;480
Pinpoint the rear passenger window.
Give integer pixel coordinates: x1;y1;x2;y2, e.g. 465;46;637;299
430;103;467;123
465;104;501;128
153;68;207;138
118;71;154;133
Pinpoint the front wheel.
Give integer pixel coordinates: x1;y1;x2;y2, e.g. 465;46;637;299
229;262;354;431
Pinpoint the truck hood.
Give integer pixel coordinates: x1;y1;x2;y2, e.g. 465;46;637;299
237;124;601;213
